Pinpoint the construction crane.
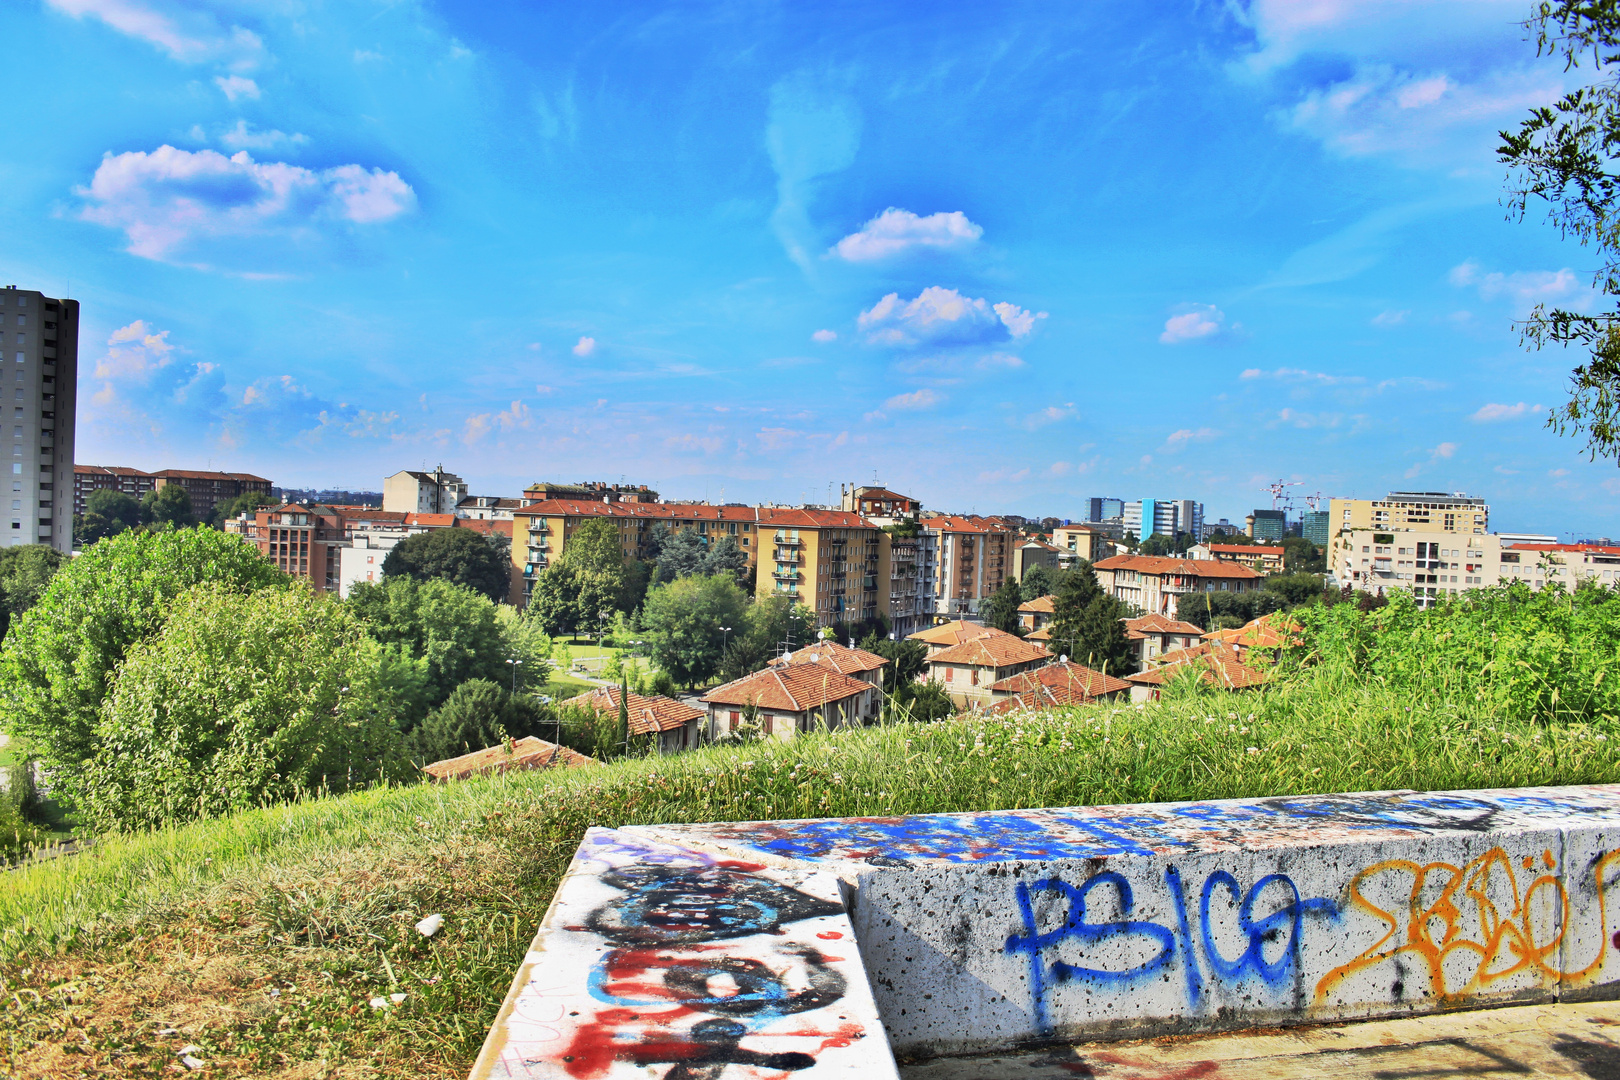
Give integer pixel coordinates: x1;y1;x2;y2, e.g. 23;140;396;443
1265;479;1303;511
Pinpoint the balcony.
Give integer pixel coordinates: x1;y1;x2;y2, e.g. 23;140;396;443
772;569;801;581
774;534;803;546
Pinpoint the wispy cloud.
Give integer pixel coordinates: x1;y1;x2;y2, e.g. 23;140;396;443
214;74;259;101
766;71;860;271
463;400;532;444
1470;401;1544;422
1449;260;1583;311
1160;304;1240;344
811;328;836;343
47;0;266;68
572;336;597;357
1020;404;1076;430
884;388;942;411
217;120;308;152
831;208;982;261
1162;427;1218;452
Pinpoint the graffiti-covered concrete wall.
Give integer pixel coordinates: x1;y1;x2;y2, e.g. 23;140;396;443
472;785;1620;1076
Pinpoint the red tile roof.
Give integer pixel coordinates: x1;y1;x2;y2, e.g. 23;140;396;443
769;641;888;676
1126;642;1269;689
454;518;514;537
1209;544;1284;556
1093;554;1264;579
1017;594;1057;614
907;619;997;647
928;631;1051;668
1124;614;1206;639
1201;613;1301;650
990;660;1130;698
702;664;873;712
422;735;596;780
404;513;456;527
758;507;876;528
562;686;704;735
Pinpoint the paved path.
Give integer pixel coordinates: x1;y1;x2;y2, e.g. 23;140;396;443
900;1000;1620;1079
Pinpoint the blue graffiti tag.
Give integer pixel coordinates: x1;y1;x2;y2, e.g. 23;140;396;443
1005;872;1176;1035
1198;871;1337;985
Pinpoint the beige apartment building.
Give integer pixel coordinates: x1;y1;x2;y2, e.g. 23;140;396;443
929;515;1014;617
6;288;76;553
1050;524;1111;567
1329;491;1488;535
1330;530;1620;607
1091;554;1264;619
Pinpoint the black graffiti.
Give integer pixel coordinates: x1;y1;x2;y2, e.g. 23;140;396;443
625;1018;817;1080
586;865;844;945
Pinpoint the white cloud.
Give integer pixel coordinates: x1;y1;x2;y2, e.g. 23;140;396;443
1159;304;1234;344
883;388;942;411
1021;404;1076;430
1471;401;1544;422
1236;0;1530;75
977;352;1025;370
96;319;175;379
831;208;983;261
1162;427;1218;452
1275;408;1343;429
572;336;597;357
1372;309;1408;326
77;145;415;266
811;328;837;343
1450;261;1582;309
1434;441;1457;458
766;72;861;271
47;0;265;68
857;287;1045;348
1240;366;1359;386
1405;439;1459;477
463;400;532;444
217;120;308;152
214;75;260;101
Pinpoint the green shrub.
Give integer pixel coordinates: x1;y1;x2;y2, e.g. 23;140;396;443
411;679;549;764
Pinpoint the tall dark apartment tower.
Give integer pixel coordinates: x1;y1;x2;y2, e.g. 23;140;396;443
5;287;77;554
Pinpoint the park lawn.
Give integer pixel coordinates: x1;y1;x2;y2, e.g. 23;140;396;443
544;671;601;699
3;663;1619;1079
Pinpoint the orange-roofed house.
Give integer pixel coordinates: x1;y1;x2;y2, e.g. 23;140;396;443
1092;554;1264;619
562;686;707;754
768;641;888;686
924;628;1052;708
422;735;597;781
1201;613;1302;659
1124;641;1269;702
907;619;995;656
1017;594;1057;633
702;664;880;741
988;660;1131;713
1123;613;1206;666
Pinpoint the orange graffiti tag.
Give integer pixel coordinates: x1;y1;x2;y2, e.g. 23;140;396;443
1314;846;1620;1006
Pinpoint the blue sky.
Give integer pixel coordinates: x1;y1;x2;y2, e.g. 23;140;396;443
4;0;1618;536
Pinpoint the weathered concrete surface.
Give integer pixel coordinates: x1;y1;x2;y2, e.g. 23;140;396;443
898;999;1620;1078
468;827;896;1079
474;785;1620;1076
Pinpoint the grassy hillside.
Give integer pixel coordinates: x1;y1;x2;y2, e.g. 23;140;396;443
4;658;1617;1078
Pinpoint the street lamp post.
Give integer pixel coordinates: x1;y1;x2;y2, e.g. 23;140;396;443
505;657;523;693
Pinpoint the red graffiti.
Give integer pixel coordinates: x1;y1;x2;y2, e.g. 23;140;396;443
816;931;843;940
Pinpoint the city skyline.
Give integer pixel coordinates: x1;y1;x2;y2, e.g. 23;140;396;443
3;0;1617;537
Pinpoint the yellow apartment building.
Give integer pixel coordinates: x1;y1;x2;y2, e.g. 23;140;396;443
1329;491;1488;536
757;508;891;627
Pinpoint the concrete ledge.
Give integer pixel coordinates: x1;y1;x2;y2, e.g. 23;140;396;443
471;785;1620;1075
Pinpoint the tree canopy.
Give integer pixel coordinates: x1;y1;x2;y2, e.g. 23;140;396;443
641;573;750;688
141;485;197;530
78;583;406;831
410;678;547;765
211;490;278;528
982;575;1025;635
76;489;143;543
0;527;291;770
1501;1;1620;461
382;527;512;602
1043;565;1133;676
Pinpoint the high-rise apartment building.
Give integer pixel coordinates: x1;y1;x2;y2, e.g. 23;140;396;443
1329;492;1488;535
384;466;468;514
1302;510;1330;547
1247;508;1286;541
1087;496;1124;523
1121;498;1203;542
5;287;76;553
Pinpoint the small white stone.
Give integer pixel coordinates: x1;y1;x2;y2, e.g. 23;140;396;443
181;1054;205;1070
369;996;389;1009
415;913;444;938
390;993;408;1004
177;1045;200;1056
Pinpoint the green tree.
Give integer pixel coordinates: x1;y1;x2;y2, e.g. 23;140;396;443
0;544;64;625
1020;564;1055;602
889;679;954;722
382;528;511;603
77;583;407;831
1281;537;1325;573
211;490;277;528
641;573;750;688
346;576;509;724
495;604;552;693
982;575;1025;635
1265;571;1326;607
858;633;928;693
719;595;816;680
530;562;586;637
410;678;548;765
77;489;143;543
141;484;197;529
0;528;289;771
1044;565;1133;675
1500;2;1620;460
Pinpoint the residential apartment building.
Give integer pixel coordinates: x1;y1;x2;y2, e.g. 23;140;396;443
1050;524;1111;567
1087;497;1124;523
151;469;273;521
1012;538;1060;581
73;464;155;515
523;481;659;503
1329;530;1620;607
762;508;889;626
6;287;76;553
456;495;522;521
384;467;468;514
1091;554;1265;619
928;515;1014;617
247;503;347;593
887;534;924;638
840;484;918;520
1302;510;1330;547
1191;543;1285;575
1329;492;1488;535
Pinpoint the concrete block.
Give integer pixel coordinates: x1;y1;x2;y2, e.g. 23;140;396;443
469;827;897;1079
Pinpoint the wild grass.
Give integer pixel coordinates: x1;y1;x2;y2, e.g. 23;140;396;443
4;650;1618;1076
